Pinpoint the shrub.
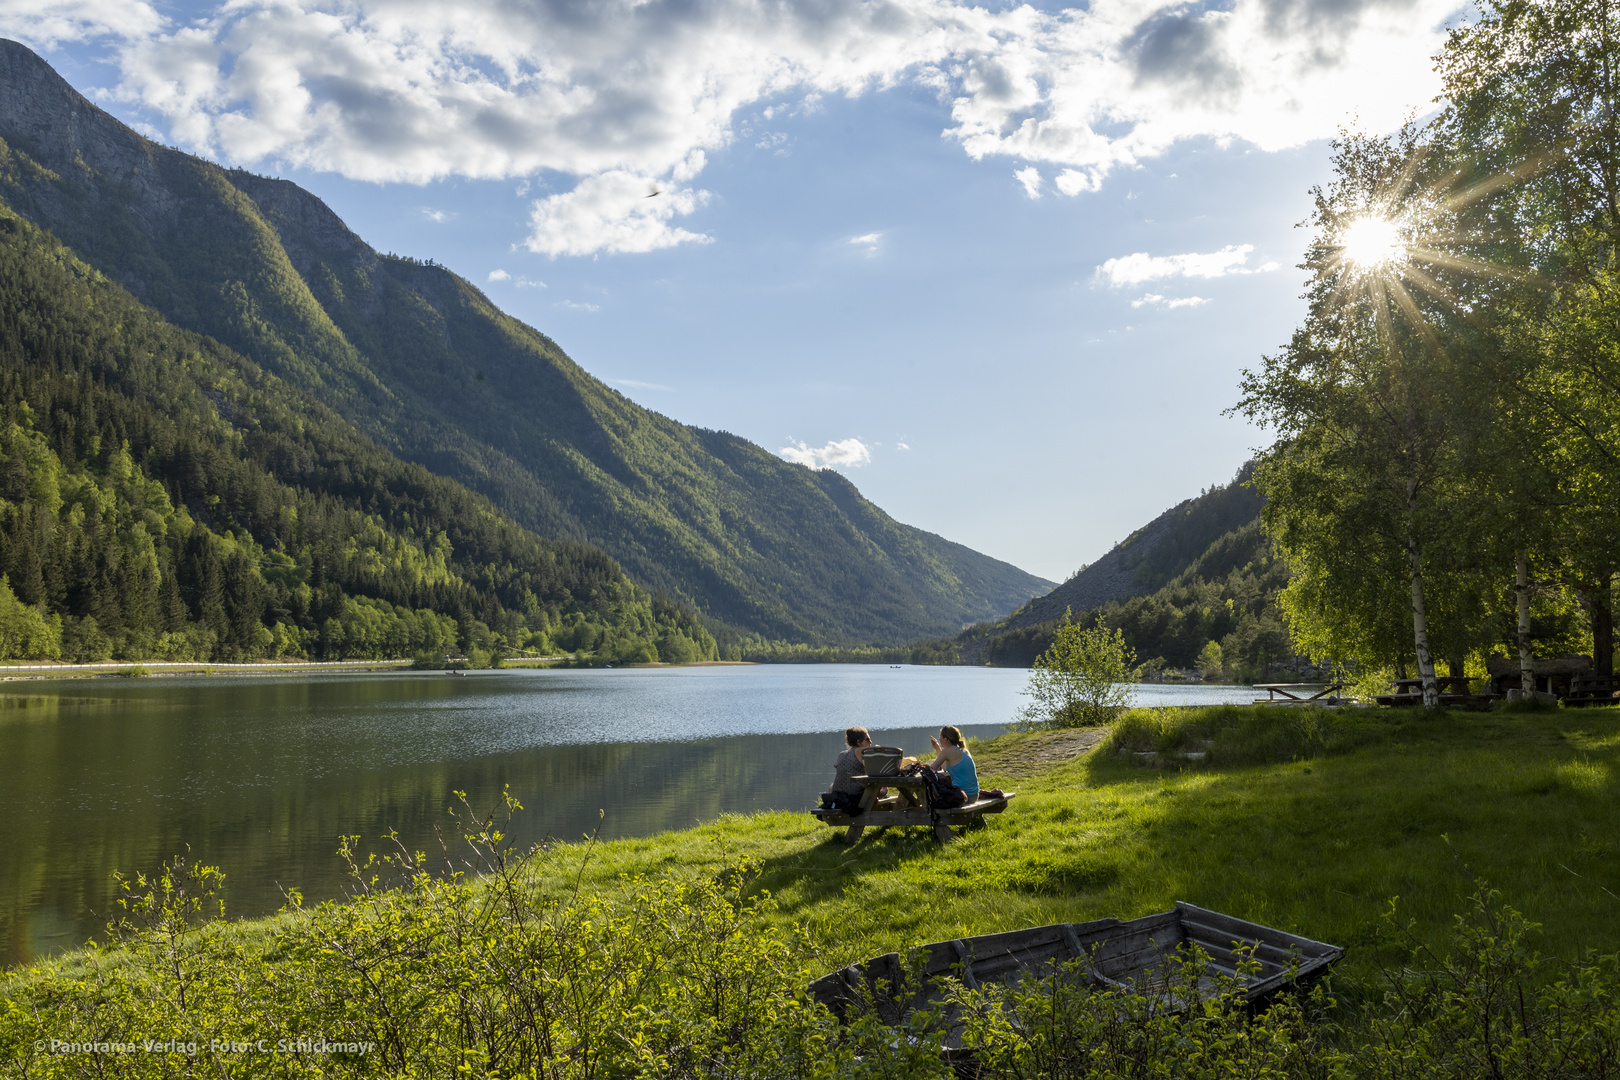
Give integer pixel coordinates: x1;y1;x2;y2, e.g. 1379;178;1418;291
1;794;865;1079
1020;608;1138;729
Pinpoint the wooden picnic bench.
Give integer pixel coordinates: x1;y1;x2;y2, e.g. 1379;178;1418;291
1564;672;1620;707
1252;682;1344;705
1375;676;1498;710
810;773;1015;844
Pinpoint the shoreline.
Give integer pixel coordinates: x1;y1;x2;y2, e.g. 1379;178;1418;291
0;657;762;680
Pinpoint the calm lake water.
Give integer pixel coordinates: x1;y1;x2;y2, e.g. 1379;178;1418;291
0;665;1257;966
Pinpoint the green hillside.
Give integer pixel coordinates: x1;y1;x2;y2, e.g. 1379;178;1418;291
0;202;716;665
950;469;1299;679
0;39;1049;645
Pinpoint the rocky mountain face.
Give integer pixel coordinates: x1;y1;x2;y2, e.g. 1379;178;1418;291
0;39;1051;644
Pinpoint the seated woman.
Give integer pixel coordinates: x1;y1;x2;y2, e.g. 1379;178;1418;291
823;727;873;814
929;725;979;806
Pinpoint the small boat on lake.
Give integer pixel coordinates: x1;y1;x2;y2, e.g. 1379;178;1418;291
808;902;1344;1029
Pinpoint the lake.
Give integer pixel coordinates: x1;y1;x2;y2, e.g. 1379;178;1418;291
0;665;1257;966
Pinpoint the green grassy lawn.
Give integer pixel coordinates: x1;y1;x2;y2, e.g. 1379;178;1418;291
8;703;1619;1078
511;704;1620;991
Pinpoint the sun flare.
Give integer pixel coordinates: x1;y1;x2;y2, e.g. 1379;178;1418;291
1340;216;1406;271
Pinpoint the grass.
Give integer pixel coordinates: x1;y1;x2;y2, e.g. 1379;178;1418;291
7;703;1620;1077
491;704;1620;995
9;703;1620;997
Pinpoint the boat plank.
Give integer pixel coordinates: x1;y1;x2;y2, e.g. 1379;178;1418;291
1176;903;1340;957
1180;928;1309;963
957;925;1071;954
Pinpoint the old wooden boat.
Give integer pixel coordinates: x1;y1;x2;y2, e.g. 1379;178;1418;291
808;902;1344;1033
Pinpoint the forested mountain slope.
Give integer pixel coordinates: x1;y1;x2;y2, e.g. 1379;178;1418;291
952;468;1297;679
995;464;1264;636
0;39;1049;644
0;202;716;664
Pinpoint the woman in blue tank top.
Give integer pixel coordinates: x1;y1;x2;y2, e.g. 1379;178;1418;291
929;725;978;800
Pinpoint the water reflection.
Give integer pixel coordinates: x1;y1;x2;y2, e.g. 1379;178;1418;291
0;666;1258;966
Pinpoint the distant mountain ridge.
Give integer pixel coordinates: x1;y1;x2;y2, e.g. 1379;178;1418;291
0;39;1051;645
958;466;1275;667
996;465;1262;634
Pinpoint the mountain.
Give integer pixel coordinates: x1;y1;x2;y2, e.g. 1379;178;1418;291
993;463;1263;635
952;467;1299;680
0;40;1050;645
0;200;718;664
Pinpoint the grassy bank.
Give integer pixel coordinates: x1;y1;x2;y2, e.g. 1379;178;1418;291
5;704;1619;1076
518;704;1620;985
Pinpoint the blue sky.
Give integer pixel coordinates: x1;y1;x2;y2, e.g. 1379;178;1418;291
2;0;1465;582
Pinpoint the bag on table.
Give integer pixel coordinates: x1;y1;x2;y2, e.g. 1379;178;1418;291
909;763;967;809
862;746;904;777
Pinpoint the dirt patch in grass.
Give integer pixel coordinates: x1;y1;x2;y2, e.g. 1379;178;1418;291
979;727;1107;777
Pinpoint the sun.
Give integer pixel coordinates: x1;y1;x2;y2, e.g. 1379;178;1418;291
1339;216;1406;271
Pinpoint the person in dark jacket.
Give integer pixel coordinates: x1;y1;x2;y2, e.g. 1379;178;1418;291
824;727;873;814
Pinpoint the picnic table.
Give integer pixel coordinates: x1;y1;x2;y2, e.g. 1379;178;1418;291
810;774;1016;844
1565;672;1620;707
1252;682;1345;705
1375;676;1497;709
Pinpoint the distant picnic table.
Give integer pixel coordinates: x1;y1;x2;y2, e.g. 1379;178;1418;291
1252;682;1344;705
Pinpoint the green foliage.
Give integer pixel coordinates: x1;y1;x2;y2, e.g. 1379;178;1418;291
1019;609;1137;728
0;573;57;658
1231;7;1620;686
1350;888;1620;1080
1126;465;1267;593
10;830;1620;1078
710;632;962;665
954;518;1297;681
0;798;895;1079
950;948;1334;1079
0;206;717;664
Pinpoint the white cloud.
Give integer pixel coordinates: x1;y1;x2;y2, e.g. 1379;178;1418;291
1132;293;1211;308
422;207;452;222
526;167;712;256
896;442;911;450
0;0;162;47
1014;166;1042;199
848;232;883;256
779;437;872;469
1054;169;1103;196
556;300;601;312
486;269;546;287
1096;245;1278;286
614;378;673;391
26;0;1461;256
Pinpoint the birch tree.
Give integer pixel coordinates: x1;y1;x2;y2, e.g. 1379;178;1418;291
1236;129;1493;705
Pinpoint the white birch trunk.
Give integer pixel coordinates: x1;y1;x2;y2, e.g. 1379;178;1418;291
1516;553;1535;693
1405;478;1438;708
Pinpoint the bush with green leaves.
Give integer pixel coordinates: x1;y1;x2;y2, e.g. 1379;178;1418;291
1019;608;1138;729
5;786;1619;1080
0;794;873;1079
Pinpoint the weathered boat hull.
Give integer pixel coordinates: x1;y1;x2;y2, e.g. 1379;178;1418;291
809;901;1344;1027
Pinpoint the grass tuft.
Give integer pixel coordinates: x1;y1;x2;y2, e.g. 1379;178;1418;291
1101;704;1391;766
